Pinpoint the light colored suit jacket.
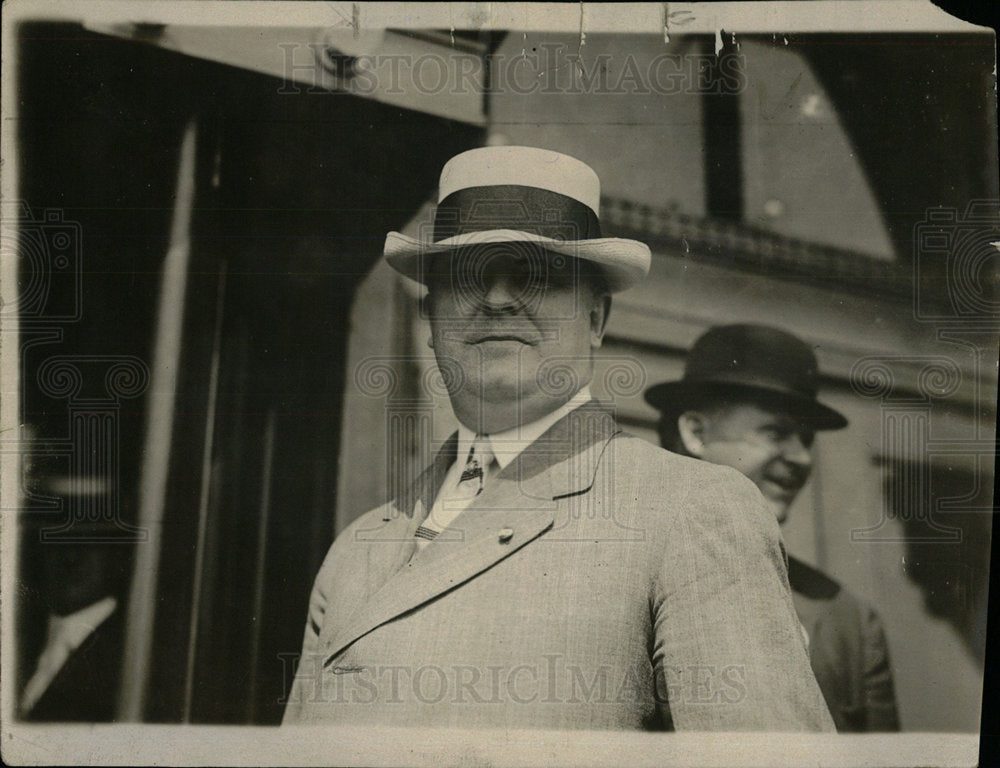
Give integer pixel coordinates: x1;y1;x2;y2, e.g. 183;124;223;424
283;403;834;731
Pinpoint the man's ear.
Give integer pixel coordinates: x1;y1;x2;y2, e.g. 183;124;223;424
677;411;709;458
590;295;612;348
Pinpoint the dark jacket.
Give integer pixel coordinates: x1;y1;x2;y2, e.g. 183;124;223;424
788;555;900;732
22;605;124;722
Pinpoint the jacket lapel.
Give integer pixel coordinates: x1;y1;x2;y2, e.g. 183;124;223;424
392;432;458;526
506;400;620;501
348;433;457;588
324;401;620;666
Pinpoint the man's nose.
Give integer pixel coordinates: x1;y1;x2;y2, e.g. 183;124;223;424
781;434;813;467
479;269;525;311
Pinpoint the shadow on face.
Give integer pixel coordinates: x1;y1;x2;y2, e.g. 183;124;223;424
422;245;611;433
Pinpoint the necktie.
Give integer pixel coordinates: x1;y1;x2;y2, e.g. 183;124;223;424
455;437;492;500
415;436;494;547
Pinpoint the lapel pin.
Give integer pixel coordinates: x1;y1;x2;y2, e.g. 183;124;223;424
498;527;514;544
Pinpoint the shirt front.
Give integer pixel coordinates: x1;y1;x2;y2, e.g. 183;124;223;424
417;386;593;542
21;595;118;714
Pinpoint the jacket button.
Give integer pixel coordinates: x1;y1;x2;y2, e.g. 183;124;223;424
499;527;514;543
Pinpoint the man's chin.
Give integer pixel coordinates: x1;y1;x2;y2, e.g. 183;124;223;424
453;384;577;432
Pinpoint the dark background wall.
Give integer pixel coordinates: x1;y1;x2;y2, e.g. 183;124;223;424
16;22;483;723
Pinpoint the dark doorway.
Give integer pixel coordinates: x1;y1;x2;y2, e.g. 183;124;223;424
16;22;483;724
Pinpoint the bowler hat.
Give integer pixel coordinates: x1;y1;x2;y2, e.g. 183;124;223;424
383;146;651;293
643;324;848;430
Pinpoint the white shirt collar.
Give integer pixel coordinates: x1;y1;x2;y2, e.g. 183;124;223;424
455;386;593;470
47;595;117;653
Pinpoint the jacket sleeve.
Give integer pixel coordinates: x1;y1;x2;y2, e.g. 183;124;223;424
861;605;901;731
651;465;836;731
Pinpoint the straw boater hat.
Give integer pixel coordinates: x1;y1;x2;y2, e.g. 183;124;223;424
644;324;848;430
383;146;651;293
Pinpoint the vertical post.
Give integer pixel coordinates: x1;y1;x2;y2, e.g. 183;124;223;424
702;37;744;221
118;119;198;721
181;265;227;722
246;407;277;722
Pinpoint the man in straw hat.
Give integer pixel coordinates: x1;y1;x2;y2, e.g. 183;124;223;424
283;147;833;730
645;323;900;731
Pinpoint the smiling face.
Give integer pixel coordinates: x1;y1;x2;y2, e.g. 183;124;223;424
683;400;816;524
425;244;610;434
